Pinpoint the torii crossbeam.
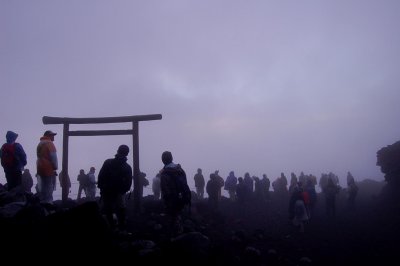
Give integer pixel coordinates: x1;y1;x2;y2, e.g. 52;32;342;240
42;114;162;211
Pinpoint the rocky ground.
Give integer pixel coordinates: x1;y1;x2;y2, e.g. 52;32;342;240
0;179;398;265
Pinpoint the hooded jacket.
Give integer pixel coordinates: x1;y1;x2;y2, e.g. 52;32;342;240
0;131;27;171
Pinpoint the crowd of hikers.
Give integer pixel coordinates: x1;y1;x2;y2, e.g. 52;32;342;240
0;129;359;236
2;129;399;266
187;169;359;233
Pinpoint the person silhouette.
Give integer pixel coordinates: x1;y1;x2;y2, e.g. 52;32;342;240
97;145;133;231
36;130;58;203
1;131;27;191
159;151;190;235
194;168;205;199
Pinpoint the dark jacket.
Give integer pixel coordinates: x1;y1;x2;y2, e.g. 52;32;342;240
97;154;132;196
160;163;189;214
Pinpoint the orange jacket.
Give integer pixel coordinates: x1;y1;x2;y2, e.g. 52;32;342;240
36;136;58;177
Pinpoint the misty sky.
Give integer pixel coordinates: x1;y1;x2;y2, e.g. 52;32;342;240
1;0;400;191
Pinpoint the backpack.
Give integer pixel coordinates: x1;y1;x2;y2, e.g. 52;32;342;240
302;191;311;205
1;143;16;168
98;158;132;195
178;177;191;207
109;169;132;194
163;165;191;208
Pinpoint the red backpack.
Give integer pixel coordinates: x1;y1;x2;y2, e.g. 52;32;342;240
302;191;311;205
1;143;16;168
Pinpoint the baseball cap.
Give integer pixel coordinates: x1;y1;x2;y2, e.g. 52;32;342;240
44;130;57;136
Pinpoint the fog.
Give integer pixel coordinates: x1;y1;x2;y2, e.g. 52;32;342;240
1;0;400;190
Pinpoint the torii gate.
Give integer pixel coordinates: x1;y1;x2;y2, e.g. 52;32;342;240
42;114;162;212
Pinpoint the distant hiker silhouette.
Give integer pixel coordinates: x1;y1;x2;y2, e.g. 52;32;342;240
261;174;271;201
346;171;358;211
86;166;97;200
194;168;205;199
77;169;88;200
324;177;340;218
224;171;238;201
207;173;221;210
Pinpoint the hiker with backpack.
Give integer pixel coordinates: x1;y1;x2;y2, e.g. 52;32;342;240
97;145;133;231
292;189;309;233
0;131;27;191
159;151;191;235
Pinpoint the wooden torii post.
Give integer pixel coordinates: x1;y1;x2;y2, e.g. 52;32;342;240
42;114;162;212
